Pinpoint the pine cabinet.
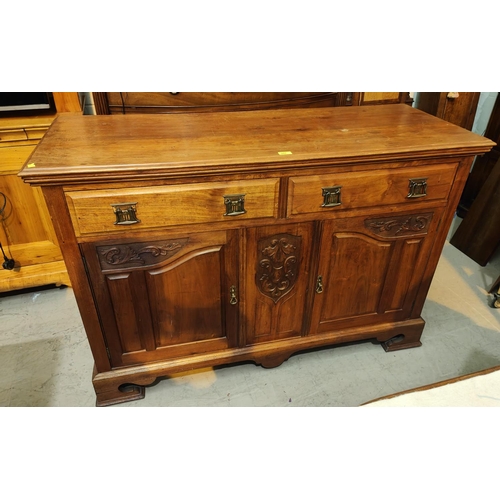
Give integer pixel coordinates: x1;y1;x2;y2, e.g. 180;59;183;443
19;105;494;406
0;92;81;293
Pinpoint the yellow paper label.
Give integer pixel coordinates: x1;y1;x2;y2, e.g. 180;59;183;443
27;163;36;168
278;151;292;155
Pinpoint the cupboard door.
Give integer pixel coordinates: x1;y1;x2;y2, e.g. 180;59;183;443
244;223;314;344
82;230;238;367
310;212;438;335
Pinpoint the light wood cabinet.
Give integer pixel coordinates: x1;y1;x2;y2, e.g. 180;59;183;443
0;92;81;292
19;105;493;406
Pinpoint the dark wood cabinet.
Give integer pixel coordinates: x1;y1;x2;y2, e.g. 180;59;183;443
450;94;500;265
415;92;480;130
19;105;494;406
450;157;500;266
92;92;412;115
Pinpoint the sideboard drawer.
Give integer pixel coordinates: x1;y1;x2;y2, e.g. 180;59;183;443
287;163;458;216
66;179;280;236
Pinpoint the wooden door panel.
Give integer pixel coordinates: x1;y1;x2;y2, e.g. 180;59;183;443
319;232;392;321
311;212;437;335
147;250;224;346
106;272;153;353
82;230;238;367
250;286;307;342
378;238;423;313
245;223;314;344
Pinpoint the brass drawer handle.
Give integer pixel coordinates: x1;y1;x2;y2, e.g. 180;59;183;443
407;178;428;198
223;194;247;216
111;202;141;225
229;285;238;305
321;186;342;207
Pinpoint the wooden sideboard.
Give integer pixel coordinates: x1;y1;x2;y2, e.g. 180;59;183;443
19;104;493;406
0;93;81;293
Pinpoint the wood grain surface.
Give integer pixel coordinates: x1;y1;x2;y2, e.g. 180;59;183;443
19;105;494;185
18;104;496;405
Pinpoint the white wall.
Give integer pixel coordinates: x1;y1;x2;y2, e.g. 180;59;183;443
78;92;95;115
472;92;498;136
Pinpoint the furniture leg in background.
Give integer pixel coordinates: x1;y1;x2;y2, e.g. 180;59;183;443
489;275;500;309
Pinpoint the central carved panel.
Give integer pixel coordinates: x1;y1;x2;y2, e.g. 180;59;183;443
256;234;301;303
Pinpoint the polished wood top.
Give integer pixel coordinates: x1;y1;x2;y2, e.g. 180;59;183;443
19;105;495;185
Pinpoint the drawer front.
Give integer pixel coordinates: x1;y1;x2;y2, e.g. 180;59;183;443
0;128;28;144
287;163;458;216
25;127;49;140
105;92;338;114
66;179;280;236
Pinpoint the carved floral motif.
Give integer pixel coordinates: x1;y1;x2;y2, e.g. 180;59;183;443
256;234;301;303
98;239;188;270
365;214;433;237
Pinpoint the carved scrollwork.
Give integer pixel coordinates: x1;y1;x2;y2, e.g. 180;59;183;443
256;234;301;303
365;213;433;237
102;244;182;265
98;238;188;271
